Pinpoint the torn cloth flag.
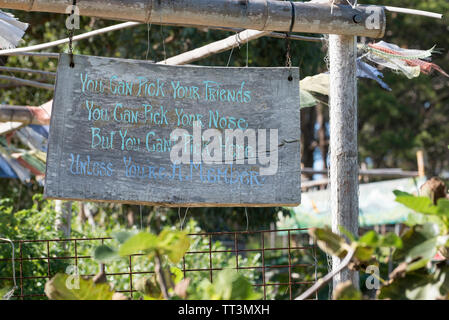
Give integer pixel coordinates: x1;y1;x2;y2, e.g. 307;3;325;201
0;10;28;49
360;41;449;79
357;58;391;91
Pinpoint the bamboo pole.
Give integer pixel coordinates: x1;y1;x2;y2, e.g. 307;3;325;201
0;75;54;90
2;52;59;58
328;0;359;294
158;29;269;65
383;6;443;19
0;21;140;55
0;0;386;38
0;66;56;77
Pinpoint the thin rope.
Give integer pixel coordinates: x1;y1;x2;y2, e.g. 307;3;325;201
0;238;17;300
226;32;240;67
226;44;235;67
179;208;189;230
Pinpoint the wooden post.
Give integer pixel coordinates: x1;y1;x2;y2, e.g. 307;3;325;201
55;200;72;238
328;0;359;293
416;150;425;178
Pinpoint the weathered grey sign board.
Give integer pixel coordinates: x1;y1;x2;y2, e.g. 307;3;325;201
44;53;301;207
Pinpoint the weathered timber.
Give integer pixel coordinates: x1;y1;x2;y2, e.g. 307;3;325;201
44;53;301;207
329;0;359;293
0;0;386;38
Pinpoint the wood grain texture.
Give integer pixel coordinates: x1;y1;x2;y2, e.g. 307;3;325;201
0;0;386;38
44;54;301;207
329;0;359;291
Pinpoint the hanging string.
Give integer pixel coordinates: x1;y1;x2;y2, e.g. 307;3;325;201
178;207;189;230
244;208;249;232
67;0;77;68
0;238;17;300
226;32;240;67
226;45;235;67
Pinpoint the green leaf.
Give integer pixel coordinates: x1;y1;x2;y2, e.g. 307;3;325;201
393;190;412;197
157;229;191;264
379;233;403;249
379;266;449;300
333;281;363;300
45;273;114;300
194;269;261;300
93;245;118;264
437;199;449;217
394;223;441;261
170;266;184;285
394;224;447;272
112;231;134;244
358;231;379;247
118;232;158;256
395;192;439;215
354;246;374;262
309;227;347;259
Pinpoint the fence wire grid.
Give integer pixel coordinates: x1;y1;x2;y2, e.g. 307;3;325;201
0;228;318;300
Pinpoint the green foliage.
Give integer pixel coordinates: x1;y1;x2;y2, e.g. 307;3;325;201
0;194;72;296
94;229;190;264
45;273;114;300
379;265;449;300
308;189;449;300
395;191;449;232
310;226;402;265
310;227;349;259
91;228;261;300
190;269;261;300
394;223;448;271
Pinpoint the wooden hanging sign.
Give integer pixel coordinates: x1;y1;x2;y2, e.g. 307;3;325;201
44;54;301;207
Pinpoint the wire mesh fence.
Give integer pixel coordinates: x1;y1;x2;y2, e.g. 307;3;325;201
0;228;317;300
